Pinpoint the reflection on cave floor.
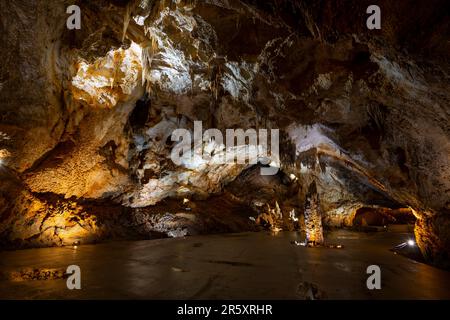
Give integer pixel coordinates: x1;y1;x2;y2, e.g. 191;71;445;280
1;230;449;299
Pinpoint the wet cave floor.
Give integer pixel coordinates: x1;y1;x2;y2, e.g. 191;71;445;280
0;229;449;299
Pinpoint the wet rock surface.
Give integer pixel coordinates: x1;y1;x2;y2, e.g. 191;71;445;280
0;230;450;299
0;267;66;282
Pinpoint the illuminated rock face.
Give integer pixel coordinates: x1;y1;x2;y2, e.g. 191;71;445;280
0;0;449;268
304;181;324;245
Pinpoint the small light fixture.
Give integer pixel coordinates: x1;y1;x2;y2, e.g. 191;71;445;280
292;240;306;246
407;239;415;246
72;240;80;249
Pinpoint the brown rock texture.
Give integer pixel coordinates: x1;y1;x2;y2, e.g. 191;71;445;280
304;181;324;245
0;0;449;267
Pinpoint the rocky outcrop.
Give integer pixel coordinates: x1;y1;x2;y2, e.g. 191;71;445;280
0;0;449;267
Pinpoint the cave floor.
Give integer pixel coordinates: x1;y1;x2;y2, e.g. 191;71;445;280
0;230;449;299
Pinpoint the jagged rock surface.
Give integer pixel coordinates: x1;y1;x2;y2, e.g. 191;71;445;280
0;0;449;267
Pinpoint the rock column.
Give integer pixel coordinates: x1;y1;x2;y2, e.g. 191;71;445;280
304;181;324;245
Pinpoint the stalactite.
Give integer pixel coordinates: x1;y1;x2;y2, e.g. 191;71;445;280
123;0;154;42
141;36;160;93
122;1;135;42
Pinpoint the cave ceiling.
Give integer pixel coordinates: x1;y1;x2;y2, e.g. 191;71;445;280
0;0;449;267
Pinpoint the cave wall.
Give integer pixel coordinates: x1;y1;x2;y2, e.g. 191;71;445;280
0;0;449;267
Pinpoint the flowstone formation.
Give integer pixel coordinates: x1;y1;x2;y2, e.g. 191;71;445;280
304;181;324;246
0;0;449;268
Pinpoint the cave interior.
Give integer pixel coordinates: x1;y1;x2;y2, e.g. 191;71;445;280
0;0;449;299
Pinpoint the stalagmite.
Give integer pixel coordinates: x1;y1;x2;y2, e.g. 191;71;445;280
304;181;324;246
